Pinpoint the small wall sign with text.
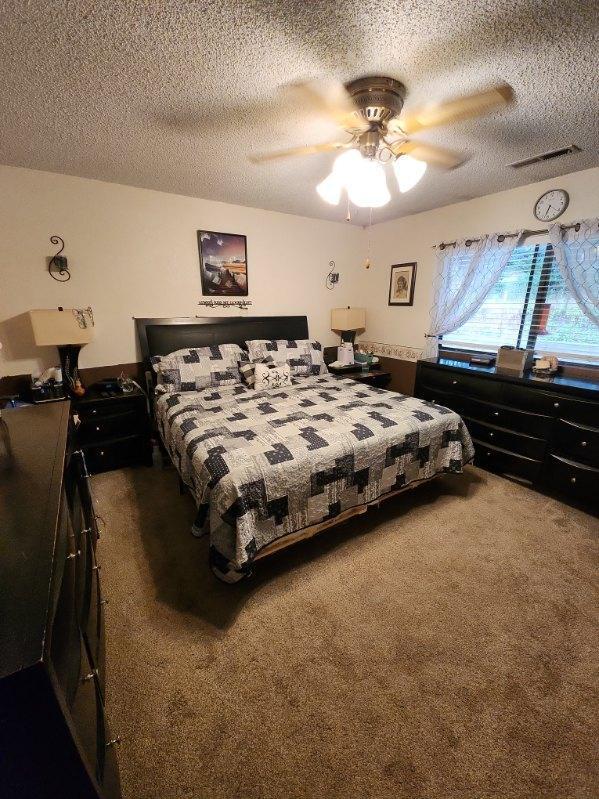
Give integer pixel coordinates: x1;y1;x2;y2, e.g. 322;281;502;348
388;262;417;306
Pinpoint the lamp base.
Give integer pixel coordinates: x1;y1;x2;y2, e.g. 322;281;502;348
57;345;85;397
340;330;357;344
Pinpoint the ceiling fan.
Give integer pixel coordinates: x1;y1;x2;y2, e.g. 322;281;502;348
249;76;514;208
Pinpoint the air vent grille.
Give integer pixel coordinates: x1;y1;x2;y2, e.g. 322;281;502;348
509;145;581;169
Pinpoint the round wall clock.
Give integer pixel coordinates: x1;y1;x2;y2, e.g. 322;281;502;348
533;189;569;222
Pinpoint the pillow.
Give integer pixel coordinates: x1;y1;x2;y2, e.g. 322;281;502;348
245;339;328;376
151;343;243;393
238;354;275;388
254;361;292;391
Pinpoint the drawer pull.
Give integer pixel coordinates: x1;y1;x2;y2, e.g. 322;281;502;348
106;736;122;748
100;597;110;606
95;425;101;432
570;476;576;484
91;409;97;415
553;402;560;409
489;432;494;438
99;450;105;456
493;411;499;417
82;668;98;683
66;549;81;561
452;380;458;385
92;564;102;572
581;441;587;447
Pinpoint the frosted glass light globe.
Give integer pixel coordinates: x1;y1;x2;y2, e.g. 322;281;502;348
393;155;427;193
316;172;342;205
347;159;390;208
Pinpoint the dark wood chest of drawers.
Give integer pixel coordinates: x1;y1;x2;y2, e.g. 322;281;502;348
415;359;599;510
74;387;152;474
0;403;122;798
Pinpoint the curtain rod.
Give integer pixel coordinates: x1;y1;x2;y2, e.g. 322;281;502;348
433;221;583;250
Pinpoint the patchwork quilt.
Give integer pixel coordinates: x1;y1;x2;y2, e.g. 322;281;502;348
155;375;474;582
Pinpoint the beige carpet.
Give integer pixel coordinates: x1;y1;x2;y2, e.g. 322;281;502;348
93;465;598;799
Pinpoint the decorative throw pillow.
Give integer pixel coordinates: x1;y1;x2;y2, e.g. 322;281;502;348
245;339;328;376
254;361;292;391
238;354;275;388
151;343;243;393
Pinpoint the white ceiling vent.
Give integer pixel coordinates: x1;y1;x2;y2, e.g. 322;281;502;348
509;145;581;169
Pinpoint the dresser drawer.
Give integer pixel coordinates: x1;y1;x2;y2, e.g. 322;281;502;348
473;441;543;483
77;396;144;420
79;409;143;443
556;396;599;427
501;383;562;415
71;635;101;776
552;419;599;466
467;419;546;460
544;454;599;505
461;396;552;438
419;367;498;401
417;386;465;414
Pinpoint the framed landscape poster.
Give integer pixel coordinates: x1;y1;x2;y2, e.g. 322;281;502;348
197;230;248;296
388;262;417;306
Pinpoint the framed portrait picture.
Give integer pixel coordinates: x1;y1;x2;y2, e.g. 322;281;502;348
388;262;417;306
197;230;248;296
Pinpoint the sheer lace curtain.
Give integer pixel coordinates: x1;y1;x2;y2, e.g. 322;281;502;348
549;218;599;327
425;232;523;358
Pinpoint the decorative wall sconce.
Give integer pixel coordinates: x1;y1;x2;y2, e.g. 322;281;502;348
48;235;70;282
325;260;339;290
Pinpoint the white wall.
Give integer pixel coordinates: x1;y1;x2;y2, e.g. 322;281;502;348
0;165;363;376
355;166;599;356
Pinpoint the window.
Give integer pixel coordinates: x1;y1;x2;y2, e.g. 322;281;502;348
442;243;599;364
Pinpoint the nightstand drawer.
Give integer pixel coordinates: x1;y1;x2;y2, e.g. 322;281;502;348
77;395;145;420
78;409;143;443
552;419;599;465
83;435;150;474
467;419;546;460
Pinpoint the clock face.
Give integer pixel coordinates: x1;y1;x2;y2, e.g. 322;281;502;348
534;189;569;222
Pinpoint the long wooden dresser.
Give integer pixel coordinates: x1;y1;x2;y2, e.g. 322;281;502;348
415;358;599;510
0;402;122;799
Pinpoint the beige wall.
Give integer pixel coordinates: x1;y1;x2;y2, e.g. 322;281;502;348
0;165;364;377
2;163;597;378
355;166;599;356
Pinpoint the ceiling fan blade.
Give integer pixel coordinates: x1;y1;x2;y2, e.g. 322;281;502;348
390;82;514;135
286;79;369;132
249;140;350;164
389;139;466;169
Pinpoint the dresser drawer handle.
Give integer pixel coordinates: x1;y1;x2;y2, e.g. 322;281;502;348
98;450;105;456
581;441;587;447
82;668;98;683
493;411;499;417
95;425;101;432
570;477;576;484
553;402;560;409
452;380;458;386
100;597;109;606
92;564;102;572
106;736;122;748
66;549;81;561
91;409;97;415
489;432;494;438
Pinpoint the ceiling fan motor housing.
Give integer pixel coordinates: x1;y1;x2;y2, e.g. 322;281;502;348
345;76;407;129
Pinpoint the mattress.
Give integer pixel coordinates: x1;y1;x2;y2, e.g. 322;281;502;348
155;375;474;581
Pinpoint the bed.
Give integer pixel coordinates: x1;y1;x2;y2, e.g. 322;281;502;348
136;316;474;582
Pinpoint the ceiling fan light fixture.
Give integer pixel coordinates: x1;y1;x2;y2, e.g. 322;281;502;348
332;148;364;182
347;158;390;208
393;154;427;193
316;172;342;205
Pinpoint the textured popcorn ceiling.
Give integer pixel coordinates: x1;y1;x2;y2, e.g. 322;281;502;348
0;1;597;224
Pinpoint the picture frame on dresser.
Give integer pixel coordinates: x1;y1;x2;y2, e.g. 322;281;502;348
388;262;417;306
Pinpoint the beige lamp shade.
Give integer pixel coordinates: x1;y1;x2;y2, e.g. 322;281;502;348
331;307;366;332
29;309;94;346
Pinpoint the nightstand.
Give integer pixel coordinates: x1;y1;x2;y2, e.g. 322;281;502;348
74;386;152;474
331;368;392;389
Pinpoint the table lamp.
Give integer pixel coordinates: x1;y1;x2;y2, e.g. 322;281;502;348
29;307;94;396
331;307;366;344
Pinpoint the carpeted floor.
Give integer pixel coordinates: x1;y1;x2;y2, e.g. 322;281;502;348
93;464;598;799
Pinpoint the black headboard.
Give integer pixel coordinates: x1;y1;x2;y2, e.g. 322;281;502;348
135;315;309;365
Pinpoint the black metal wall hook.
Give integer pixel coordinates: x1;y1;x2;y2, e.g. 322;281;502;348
48;235;70;281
